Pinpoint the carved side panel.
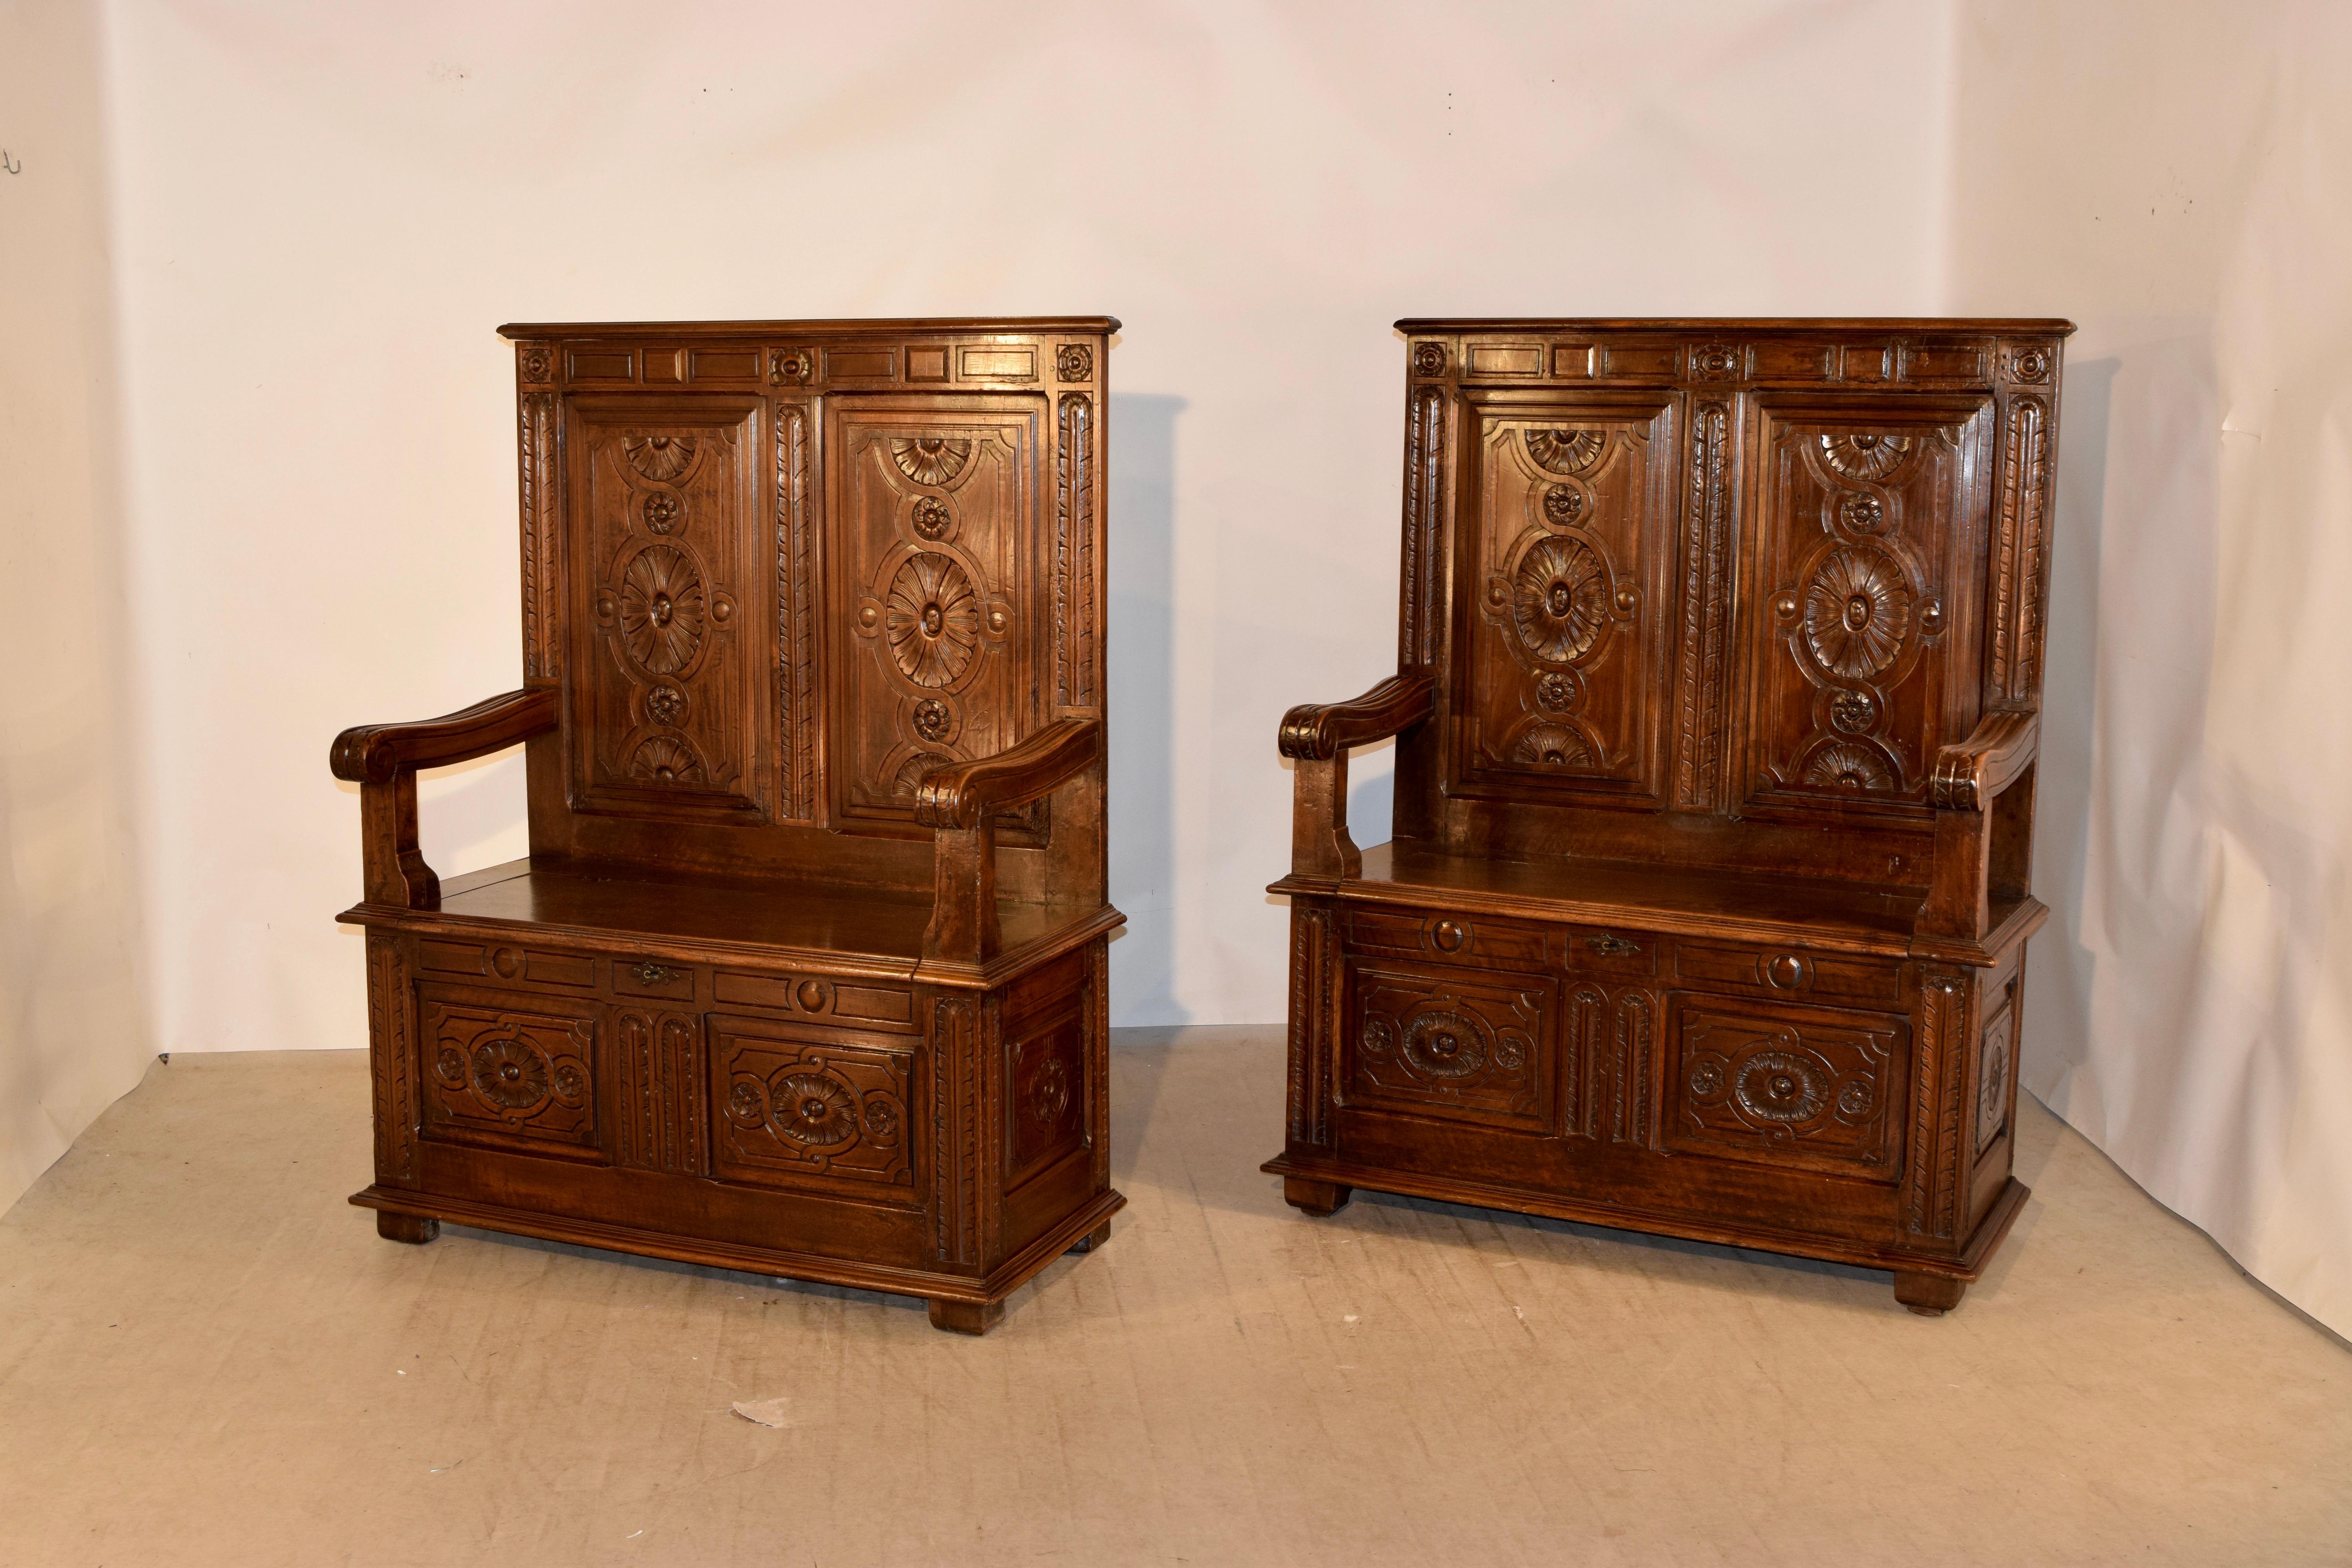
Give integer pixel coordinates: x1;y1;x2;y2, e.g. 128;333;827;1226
1399;385;1447;669
710;1021;915;1201
365;933;419;1187
1741;403;1987;814
1666;997;1906;1180
1566;983;1610;1138
517;380;560;681
1673;399;1733;809
614;1010;705;1174
565;397;771;822
773;399;819;822
1610;989;1656;1147
417;993;599;1158
1006;1007;1085;1189
1343;959;1555;1132
1989;386;2056;708
1054;392;1098;710
1456;399;1675;805
831;402;1044;831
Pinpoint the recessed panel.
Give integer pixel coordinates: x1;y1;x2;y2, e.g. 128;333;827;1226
417;990;600;1160
1665;996;1906;1181
1343;958;1557;1133
709;1018;918;1203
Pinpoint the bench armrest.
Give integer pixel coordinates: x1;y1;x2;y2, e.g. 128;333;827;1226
1278;672;1436;760
1921;710;2042;940
1279;673;1435;879
920;719;1103;963
329;688;559;908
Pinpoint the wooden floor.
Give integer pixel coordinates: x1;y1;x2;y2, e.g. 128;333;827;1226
2;1032;2347;1566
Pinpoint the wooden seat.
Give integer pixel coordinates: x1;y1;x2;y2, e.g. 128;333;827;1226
1266;318;2073;1316
332;318;1122;1333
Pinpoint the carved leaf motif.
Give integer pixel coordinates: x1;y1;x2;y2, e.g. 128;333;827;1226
1511;535;1610;664
1525;428;1605;475
1818;433;1911;481
884;552;981;688
769;1070;860;1147
622;436;699;482
1802;548;1911;680
891;436;973;487
1801;740;1896;792
1510;721;1596;769
619;546;708;674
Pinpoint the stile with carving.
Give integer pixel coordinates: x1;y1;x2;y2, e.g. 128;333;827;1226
1267;317;2071;1314
333;318;1121;1333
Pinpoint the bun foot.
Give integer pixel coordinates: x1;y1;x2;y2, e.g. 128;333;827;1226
1067;1220;1113;1254
376;1210;439;1245
1894;1270;1967;1316
927;1297;1005;1336
1283;1177;1352;1217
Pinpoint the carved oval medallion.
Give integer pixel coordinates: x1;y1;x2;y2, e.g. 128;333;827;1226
619;545;708;674
884;552;982;688
1801;740;1896;792
769;1070;860;1146
470;1037;551;1113
1524;427;1605;475
622;436;698;483
1734;1050;1828;1124
1818;433;1911;481
1401;1009;1490;1080
1511;535;1610;664
1802;548;1912;680
891;435;973;487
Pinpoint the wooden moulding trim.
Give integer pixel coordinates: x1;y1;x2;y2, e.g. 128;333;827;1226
329;900;1128;992
350;1185;1127;1301
497;316;1122;341
1392;316;2078;336
1258;1156;2032;1283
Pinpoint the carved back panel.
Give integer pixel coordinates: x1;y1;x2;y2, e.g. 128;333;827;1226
1394;321;2069;886
508;320;1114;899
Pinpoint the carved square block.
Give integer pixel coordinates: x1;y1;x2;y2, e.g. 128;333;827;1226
1665;998;1906;1181
1343;960;1556;1132
709;1021;916;1202
418;992;599;1158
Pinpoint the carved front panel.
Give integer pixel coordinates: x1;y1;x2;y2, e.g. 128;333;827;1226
1343;959;1557;1132
710;1020;917;1203
614;1010;704;1174
829;399;1045;833
1455;397;1674;805
1665;997;1906;1181
1740;401;1988;814
417;991;599;1158
566;396;770;822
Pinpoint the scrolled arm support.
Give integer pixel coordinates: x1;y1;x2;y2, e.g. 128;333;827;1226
1922;709;2042;941
1280;671;1436;879
330;688;560;908
920;719;1103;964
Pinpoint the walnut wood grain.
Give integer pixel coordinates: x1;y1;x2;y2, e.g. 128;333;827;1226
333;319;1123;1334
1268;319;2071;1315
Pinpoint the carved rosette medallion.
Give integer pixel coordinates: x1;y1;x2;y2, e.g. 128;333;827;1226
891;436;973;488
1800;740;1895;791
769;1071;860;1146
2009;347;2051;383
1512;536;1610;664
884;552;981;688
1802;548;1911;680
1055;343;1094;382
911;697;953;742
769;348;813;385
1525;428;1604;475
1733;1051;1827;1123
910;495;952;539
1542;483;1585;525
1828;690;1875;734
1410;342;1446;377
1838;493;1884;534
642;491;684;534
1691;343;1740;379
645;684;688;727
622;436;699;483
618;546;708;674
1400;1009;1492;1080
517;343;555;386
1818;433;1911;481
1536;671;1578;712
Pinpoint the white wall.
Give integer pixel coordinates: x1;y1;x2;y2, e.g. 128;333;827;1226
1950;0;2352;1339
100;0;1955;1061
0;0;154;1213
